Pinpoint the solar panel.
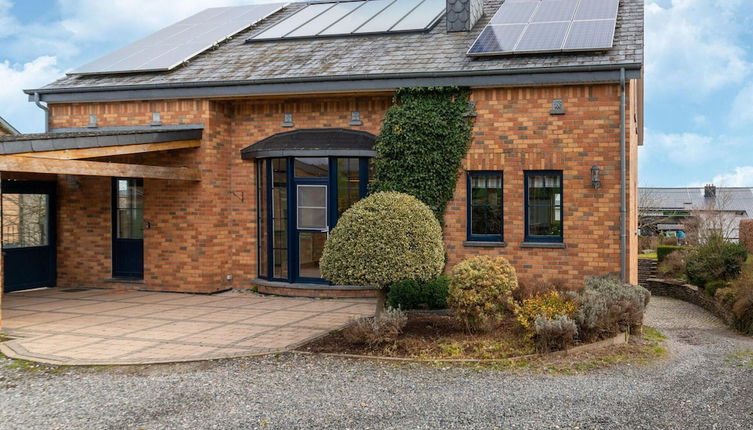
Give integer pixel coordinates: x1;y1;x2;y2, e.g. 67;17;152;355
70;3;286;76
467;0;620;57
249;0;445;41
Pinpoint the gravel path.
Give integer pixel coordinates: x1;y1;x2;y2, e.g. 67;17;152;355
1;296;752;429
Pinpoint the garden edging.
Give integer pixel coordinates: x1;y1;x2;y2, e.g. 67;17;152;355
645;278;736;326
295;332;628;364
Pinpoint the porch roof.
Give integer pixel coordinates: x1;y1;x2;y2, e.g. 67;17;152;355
241;128;376;159
0;124;203;156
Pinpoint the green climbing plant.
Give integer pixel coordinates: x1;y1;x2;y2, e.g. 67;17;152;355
370;86;475;222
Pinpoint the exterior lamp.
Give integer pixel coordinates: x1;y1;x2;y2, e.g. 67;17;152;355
591;165;601;190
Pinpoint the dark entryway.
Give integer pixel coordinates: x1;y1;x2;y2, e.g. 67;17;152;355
2;180;56;292
112;178;144;279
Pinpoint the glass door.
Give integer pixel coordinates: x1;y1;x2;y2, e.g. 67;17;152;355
292;157;329;283
112;178;144;279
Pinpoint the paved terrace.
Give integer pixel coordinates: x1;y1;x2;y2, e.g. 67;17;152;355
0;288;374;365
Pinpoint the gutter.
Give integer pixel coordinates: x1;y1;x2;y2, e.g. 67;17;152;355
619;68;627;282
25;64;643;103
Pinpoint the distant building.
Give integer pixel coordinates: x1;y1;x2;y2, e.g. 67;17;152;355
639;185;753;242
0;116;19;136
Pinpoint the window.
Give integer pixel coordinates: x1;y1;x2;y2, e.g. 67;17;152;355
115;179;143;240
2;194;49;248
467;171;503;242
525;171;563;242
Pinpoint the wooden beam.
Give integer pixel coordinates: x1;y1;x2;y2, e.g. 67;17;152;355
17;139;200;160
0;156;200;181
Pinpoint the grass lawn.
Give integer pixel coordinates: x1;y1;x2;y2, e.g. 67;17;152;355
638;251;658;260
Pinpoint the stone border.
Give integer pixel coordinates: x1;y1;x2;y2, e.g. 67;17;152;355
294;332;629;364
644;278;736;326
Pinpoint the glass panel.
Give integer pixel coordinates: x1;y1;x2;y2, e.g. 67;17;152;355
116;179;143;240
337;158;361;217
2;194;49;248
469;173;503;237
287;1;362;37
272;159;288;278
297;185;327;230
254;3;335;39
355;0;422;33
257;160;268;278
391;0;445;31
299;232;327;278
527;173;563;238
294;157;329;178
320;0;393;35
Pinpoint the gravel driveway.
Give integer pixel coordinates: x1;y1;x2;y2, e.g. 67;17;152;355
1;296;752;429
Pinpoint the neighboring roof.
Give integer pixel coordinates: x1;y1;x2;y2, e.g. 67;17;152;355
0;116;19;135
28;0;643;103
241;128;376;159
639;187;753;217
0;125;203;155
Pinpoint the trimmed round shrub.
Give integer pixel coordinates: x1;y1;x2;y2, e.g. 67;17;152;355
387;275;449;310
447;255;518;331
320;191;444;288
685;236;748;287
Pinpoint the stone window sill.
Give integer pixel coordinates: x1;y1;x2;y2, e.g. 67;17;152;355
463;241;507;248
519;242;566;249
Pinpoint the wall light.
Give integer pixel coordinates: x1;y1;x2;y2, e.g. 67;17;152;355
591;165;601;190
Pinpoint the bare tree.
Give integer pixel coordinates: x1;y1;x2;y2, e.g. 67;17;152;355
686;187;741;244
638;187;673;236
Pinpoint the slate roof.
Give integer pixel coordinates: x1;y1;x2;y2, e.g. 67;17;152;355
639;187;753;217
0;116;19;135
33;0;643;96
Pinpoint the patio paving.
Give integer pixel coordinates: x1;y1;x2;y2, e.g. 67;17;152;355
0;288;374;365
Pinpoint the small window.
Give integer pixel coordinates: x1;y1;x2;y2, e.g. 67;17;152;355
467;171;503;241
525;171;563;242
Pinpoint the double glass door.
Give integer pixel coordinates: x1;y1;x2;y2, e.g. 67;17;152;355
257;157;371;284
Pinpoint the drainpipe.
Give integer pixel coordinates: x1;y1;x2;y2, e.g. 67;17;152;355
34;92;50;132
619;68;627;282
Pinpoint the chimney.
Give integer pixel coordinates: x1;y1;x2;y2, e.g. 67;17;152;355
704;184;717;199
446;0;485;32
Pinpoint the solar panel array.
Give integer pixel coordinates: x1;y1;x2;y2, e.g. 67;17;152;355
70;3;287;76
467;0;619;56
249;0;445;41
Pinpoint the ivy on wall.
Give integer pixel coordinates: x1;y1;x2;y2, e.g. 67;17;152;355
370;87;475;222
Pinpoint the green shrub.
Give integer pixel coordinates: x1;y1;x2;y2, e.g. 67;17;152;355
320;192;444;289
447;255;518;331
704;280;729;297
715;287;737;307
514;291;576;332
370;87;474;220
731;258;753;335
657;249;688;280
534;315;578;353
657;245;685;262
387;275;449;310
571;276;651;342
685;236;748;287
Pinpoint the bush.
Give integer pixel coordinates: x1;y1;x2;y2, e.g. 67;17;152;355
571;276;651;342
447;255;518;331
740;219;753;254
731;258;753;335
657;245;685;262
387;275;449;310
657;249;688;280
342;308;408;346
320;192;444;289
704;280;729;297
514;278;576;301
715;287;737;307
370;87;474;220
534;315;578;353
685;235;748;287
515;291;576;331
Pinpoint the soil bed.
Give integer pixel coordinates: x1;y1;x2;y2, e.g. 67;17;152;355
299;313;536;360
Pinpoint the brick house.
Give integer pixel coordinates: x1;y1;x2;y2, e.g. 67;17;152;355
0;0;643;308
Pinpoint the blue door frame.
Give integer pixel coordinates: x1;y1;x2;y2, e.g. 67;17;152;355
2;180;57;293
258;157;370;285
111;178;144;280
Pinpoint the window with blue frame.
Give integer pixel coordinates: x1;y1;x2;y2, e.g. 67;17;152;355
525;171;563;243
467;171;503;242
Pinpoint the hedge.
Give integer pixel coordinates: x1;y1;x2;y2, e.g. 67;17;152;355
657;245;685;262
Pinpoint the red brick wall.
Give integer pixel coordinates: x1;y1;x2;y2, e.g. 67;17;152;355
46;85;637;293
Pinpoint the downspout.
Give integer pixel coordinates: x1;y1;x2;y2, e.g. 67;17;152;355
34;92;50;132
619;68;627;282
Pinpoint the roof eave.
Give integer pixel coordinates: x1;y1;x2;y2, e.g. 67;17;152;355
25;63;643;103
